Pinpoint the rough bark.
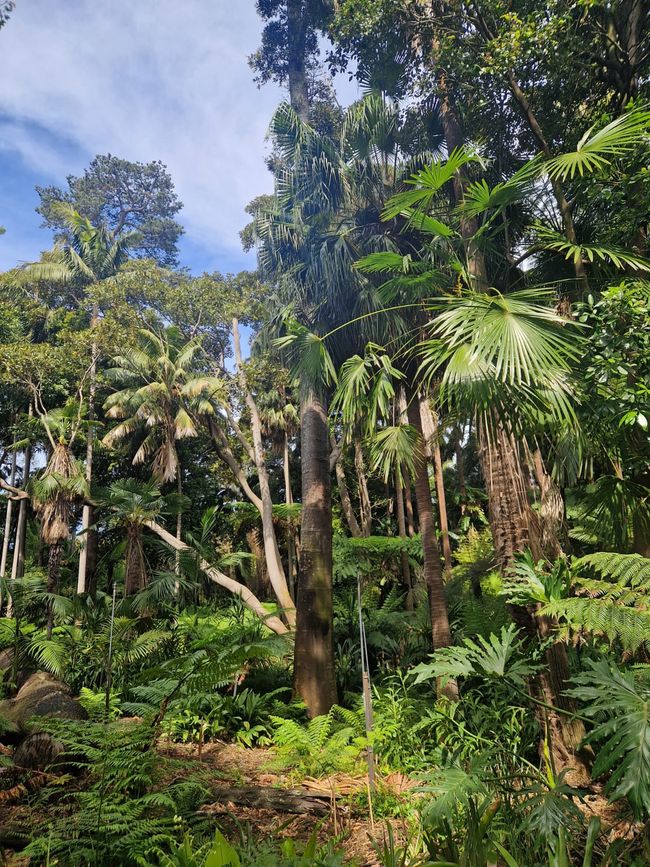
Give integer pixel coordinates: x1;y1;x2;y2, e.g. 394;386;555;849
45;543;62;640
294;386;337;717
332;438;362;538
286;0;310;122
394;468;413;610
478;420;539;569
405;390;455;658
354;439;372;536
286;0;336;716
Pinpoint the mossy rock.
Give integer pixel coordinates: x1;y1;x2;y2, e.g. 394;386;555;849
0;671;87;735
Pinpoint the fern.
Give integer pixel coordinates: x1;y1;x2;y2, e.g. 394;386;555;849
269;706;366;776
542;553;650;651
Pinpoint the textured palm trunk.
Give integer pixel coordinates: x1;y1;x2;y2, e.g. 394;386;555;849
124;527;147;597
528;444;566;560
478;421;538;568
406;390;455;668
354;440;372;536
438;51;583;759
46;542;63;639
394;469;413;610
420;400;453;578
294;386;337;717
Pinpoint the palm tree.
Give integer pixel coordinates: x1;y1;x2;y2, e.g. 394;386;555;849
99;479;170;596
29;402;88;637
102;327;207;487
253;94;441;714
22;203;132;595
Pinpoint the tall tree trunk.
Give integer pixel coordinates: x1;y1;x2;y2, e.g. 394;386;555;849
285;0;336;715
11;408;33;585
232;319;295;624
77;312;98;594
420;399;453;578
283;431;297;600
394;468;413;610
286;0;310;122
294;385;337;716
403;467;416;536
1;448;17;579
431;51;586;762
46;542;62;639
332;439;362;538
354;440;372;536
405;388;455;662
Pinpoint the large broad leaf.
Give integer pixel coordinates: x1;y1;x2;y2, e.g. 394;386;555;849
410;624;534;687
568;658;650;818
544;108;650;180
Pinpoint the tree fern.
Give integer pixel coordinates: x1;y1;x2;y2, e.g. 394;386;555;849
542;553;650;651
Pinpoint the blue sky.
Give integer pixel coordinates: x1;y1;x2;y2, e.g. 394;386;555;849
0;2;359;275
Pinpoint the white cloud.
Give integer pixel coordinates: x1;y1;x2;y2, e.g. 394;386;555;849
0;1;286;264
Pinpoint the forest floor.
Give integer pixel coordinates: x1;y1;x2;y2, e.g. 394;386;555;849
158;740;416;865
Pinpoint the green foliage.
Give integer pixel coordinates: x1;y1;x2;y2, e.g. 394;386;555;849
411;625;535;689
542;553;650;651
22;719;182;865
269;706;366;777
568;658;650;819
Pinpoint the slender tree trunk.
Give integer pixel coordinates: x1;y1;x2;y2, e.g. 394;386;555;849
46;543;62;639
294;386;337;716
1;449;17;579
419;397;453;576
284;0;336;713
283;431;297;600
286;0;310;122
332;437;362;538
454;424;467;515
354;439;372;536
406;388;456;679
403;467;416;536
145;520;288;634
77;311;98;594
232;319;295;624
394;468;413;610
11;407;33;586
